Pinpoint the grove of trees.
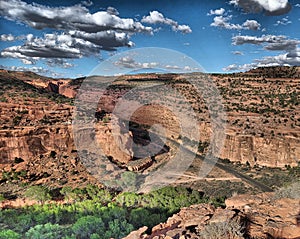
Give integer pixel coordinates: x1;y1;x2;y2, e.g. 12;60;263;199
0;185;225;239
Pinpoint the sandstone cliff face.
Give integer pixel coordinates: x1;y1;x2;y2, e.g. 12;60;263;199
219;133;300;167
0;122;136;167
57;83;77;98
45;81;77;98
2;109;298;168
0;126;73;164
95;120;134;164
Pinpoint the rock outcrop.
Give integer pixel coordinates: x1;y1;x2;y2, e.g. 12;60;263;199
124;192;300;239
95;119;134;164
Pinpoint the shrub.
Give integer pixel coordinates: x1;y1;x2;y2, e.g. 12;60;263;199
25;223;66;239
0;230;21;239
199;218;244;239
104;219;134;239
71;216;104;239
12;116;22;126
14;157;24;164
24;186;51;204
49;151;57;158
273;181;300;200
0;194;5;202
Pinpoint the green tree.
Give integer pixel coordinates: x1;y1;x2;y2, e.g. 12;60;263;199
71;216;104;239
60;187;76;203
104;219;134;239
0;230;21;239
130;208;151;228
13;214;34;233
24;186;51;204
25;223;66;239
96;188;113;205
90;234;101;239
119;172;137;191
0;194;5;202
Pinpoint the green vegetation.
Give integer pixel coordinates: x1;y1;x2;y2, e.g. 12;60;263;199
0;185;225;239
25;223;66;239
0;96;8;102
0;230;21;239
12;116;22;126
199;218;244;239
24;186;51;204
1;169;28;182
273;181;300;200
0;194;5;202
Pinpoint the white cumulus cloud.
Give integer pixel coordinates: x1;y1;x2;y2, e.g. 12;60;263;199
208;8;226;16
229;0;291;16
142;11;192;34
211;16;260;30
225;34;300;71
0;0;152;33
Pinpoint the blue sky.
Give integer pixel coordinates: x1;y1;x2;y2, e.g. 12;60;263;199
0;0;299;78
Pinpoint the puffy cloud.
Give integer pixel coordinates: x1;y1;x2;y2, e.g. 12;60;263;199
1;30;135;65
174;24;192;34
257;51;300;65
229;0;291;16
165;65;181;70
0;33;100;62
21;59;36;65
114;56;137;68
69;30;134;51
242;19;261;30
208;8;226;16
114;56;199;72
225;34;300;72
211;16;243;30
106;6;119;16
81;0;93;7
142;11;192;34
1;34;16;41
232;51;244;55
232;34;288;45
264;40;299;51
1;27;139;66
0;0;152;34
0;65;50;74
222;61;281;71
0;0;149;67
211;16;260;30
183;66;192;71
223;63;247;71
46;59;74;68
0;34;26;42
232;35;300;52
274;16;292;26
142;11;172;25
114;56;159;69
164;64;199;71
0;0;193;69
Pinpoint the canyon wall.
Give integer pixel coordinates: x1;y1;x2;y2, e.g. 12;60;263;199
0;126;73;164
219;133;299;167
1;123;298;168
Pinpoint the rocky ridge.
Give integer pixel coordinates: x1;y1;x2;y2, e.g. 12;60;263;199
124;190;300;239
